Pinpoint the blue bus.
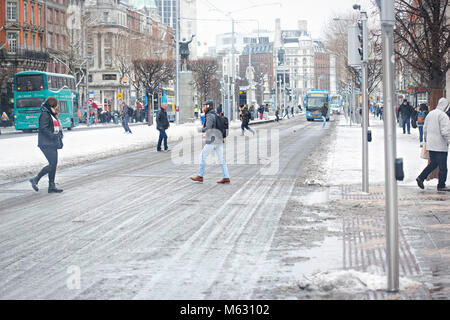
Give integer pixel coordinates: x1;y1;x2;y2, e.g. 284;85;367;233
304;90;330;121
13;71;79;132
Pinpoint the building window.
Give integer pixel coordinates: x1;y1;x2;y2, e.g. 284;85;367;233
103;11;109;23
7;33;18;53
38;6;41;26
24;2;28;23
24;32;29;48
102;74;117;80
31;4;35;25
7;2;18;21
32;34;36;48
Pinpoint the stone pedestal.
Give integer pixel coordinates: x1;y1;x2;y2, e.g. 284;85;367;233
179;71;195;124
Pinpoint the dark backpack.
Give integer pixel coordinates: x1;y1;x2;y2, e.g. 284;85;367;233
128;107;134;117
215;114;229;139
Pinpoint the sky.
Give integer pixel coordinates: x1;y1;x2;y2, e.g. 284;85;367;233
195;0;374;56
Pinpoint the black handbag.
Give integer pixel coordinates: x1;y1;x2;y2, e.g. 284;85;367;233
56;131;64;149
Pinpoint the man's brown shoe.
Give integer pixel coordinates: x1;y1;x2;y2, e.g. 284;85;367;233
191;176;204;183
217;178;231;184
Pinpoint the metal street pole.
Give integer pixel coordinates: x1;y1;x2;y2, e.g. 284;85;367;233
175;0;180;125
361;11;369;193
231;19;236;121
82;3;90;127
275;80;278;111
249;40;252;107
378;0;399;292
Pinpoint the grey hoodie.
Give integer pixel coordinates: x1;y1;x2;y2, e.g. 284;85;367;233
424;98;450;152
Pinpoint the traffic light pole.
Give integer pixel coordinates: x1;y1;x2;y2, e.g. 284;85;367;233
361;12;369;193
378;0;399;293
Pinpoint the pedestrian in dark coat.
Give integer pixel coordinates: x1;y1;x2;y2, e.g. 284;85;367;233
121;102;132;134
241;106;255;136
321;103;328;128
156;103;170;152
398;99;414;134
29;97;64;193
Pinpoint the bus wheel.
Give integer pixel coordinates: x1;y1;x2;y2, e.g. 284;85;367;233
23;129;32;133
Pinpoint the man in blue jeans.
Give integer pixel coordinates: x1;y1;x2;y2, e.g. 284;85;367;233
398;99;413;134
121;102;132;134
191;101;230;184
156;103;170;152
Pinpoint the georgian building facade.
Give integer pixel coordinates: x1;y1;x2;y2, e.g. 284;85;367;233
84;0;175;111
1;0;69;115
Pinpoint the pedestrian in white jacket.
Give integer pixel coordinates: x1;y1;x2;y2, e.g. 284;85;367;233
417;97;450;192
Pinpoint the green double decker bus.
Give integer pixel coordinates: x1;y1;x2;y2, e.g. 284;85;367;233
13;71;79;132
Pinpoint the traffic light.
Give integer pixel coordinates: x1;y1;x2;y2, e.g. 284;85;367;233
348;24;362;67
357;20;364;61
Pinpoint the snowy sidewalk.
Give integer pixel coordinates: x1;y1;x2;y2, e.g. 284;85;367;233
316;115;449;299
0;117;275;180
327;114;436;188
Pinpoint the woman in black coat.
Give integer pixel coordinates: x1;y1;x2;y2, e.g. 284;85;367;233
29;97;64;193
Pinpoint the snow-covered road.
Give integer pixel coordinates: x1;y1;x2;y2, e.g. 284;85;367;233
0;116;335;299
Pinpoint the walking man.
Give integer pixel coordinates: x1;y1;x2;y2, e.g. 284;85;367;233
191;101;230;184
416;98;450;192
29;97;64;193
275;107;280;122
121;102;132;134
156;103;170;152
241;106;256;136
398;99;413;134
321;103;328;128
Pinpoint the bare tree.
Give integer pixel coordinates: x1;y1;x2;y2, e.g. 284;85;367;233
394;0;450;109
188;59;221;106
132;59;174;125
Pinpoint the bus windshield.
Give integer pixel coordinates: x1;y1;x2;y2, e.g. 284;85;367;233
330;96;340;105
306;97;328;110
16;98;45;108
16;75;45;92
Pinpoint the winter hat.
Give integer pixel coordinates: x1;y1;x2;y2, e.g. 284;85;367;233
436;98;449;112
403;99;408;103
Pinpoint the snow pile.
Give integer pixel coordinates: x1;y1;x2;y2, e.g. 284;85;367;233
303;178;327;186
298;269;422;293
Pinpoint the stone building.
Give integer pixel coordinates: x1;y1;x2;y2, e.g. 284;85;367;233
84;0;175;111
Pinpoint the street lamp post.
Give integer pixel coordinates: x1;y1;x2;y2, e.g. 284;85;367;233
209;3;282;121
176;0;180;125
377;0;399;293
231;18;236;121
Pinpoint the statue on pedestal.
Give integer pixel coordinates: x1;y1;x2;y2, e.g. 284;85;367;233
180;34;195;71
